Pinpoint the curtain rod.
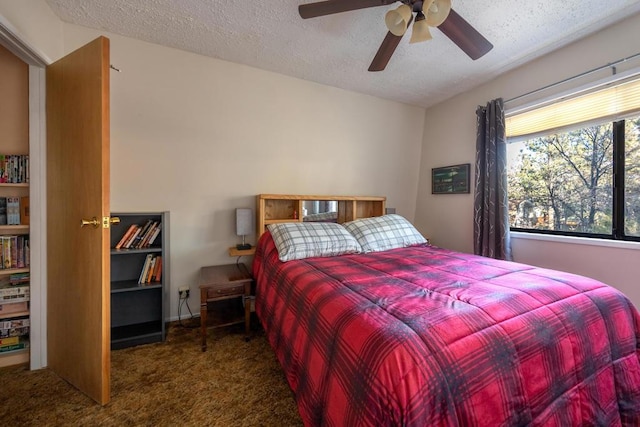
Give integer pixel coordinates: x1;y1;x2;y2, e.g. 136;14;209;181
504;52;640;105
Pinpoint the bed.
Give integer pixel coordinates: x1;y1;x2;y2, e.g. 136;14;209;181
251;195;640;426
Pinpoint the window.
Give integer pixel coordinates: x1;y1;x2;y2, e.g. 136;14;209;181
506;74;640;241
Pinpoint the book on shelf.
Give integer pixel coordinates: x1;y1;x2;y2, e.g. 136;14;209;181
0;341;28;353
115;224;137;249
9;272;29;284
134;220;160;249
20;196;29;225
0;197;6;226
148;256;158;283
24;236;29;267
10;236;18;269
1;237;9;269
131;219;153;249
0;325;29;338
138;221;158;248
0;336;19;346
138;254;153;284
0;284;29;303
6;197;20;225
123;225;142;249
0;301;28;315
0;315;29;332
1;316;29;327
151;256;162;282
15;236;23;268
146;256;156;283
147;222;161;247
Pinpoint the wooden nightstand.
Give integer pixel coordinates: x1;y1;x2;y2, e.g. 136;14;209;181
199;263;252;352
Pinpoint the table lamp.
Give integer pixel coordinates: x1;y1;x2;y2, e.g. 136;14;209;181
235;208;254;250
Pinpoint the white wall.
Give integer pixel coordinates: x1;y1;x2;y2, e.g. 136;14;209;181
57;25;425;320
0;0;62;62
415;12;640;308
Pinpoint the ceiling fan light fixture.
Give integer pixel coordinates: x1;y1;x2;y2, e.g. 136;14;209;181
425;0;452;27
410;12;432;44
385;4;412;36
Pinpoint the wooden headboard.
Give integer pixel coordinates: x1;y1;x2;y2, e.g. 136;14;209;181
256;194;386;239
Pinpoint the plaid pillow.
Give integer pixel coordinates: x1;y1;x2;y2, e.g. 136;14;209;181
343;214;427;253
267;222;362;262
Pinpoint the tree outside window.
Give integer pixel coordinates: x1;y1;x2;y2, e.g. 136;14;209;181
507;115;640;240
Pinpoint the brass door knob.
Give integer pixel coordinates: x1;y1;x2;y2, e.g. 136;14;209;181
82;216;122;228
81;217;100;228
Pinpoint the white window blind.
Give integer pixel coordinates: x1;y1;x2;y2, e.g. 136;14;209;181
506;75;640;139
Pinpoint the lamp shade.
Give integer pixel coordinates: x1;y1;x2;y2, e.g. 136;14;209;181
235;208;254;236
425;0;451;27
385;4;412;36
410;15;432;43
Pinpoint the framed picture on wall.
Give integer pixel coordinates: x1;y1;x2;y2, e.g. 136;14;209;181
432;163;471;194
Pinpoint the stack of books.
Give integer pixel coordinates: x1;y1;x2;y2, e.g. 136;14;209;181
0;281;29;304
0;336;28;353
0;316;29;353
138;254;162;285
0;273;30;353
114;220;162;250
0;154;29;184
0;235;30;269
0;196;29;226
0;300;28;316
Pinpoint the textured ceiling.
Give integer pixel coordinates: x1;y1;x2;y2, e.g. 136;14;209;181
45;0;640;108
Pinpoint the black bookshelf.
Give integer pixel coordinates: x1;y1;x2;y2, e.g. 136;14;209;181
110;212;169;349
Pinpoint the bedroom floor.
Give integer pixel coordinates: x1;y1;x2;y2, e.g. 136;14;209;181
0;320;302;426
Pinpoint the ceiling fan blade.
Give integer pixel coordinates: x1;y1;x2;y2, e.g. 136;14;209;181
369;15;412;72
299;0;397;19
369;32;403;72
437;8;493;60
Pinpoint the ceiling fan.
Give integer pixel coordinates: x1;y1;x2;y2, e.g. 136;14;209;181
298;0;493;71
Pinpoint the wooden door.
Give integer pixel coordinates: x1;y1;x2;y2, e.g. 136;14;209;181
46;36;111;405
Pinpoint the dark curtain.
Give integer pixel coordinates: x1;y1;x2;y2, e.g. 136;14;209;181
474;98;512;260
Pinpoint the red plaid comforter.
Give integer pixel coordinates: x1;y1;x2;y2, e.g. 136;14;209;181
253;233;640;426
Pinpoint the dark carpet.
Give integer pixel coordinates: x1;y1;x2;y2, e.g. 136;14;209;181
0;319;302;426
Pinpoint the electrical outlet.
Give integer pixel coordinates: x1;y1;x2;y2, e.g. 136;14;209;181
178;285;190;300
